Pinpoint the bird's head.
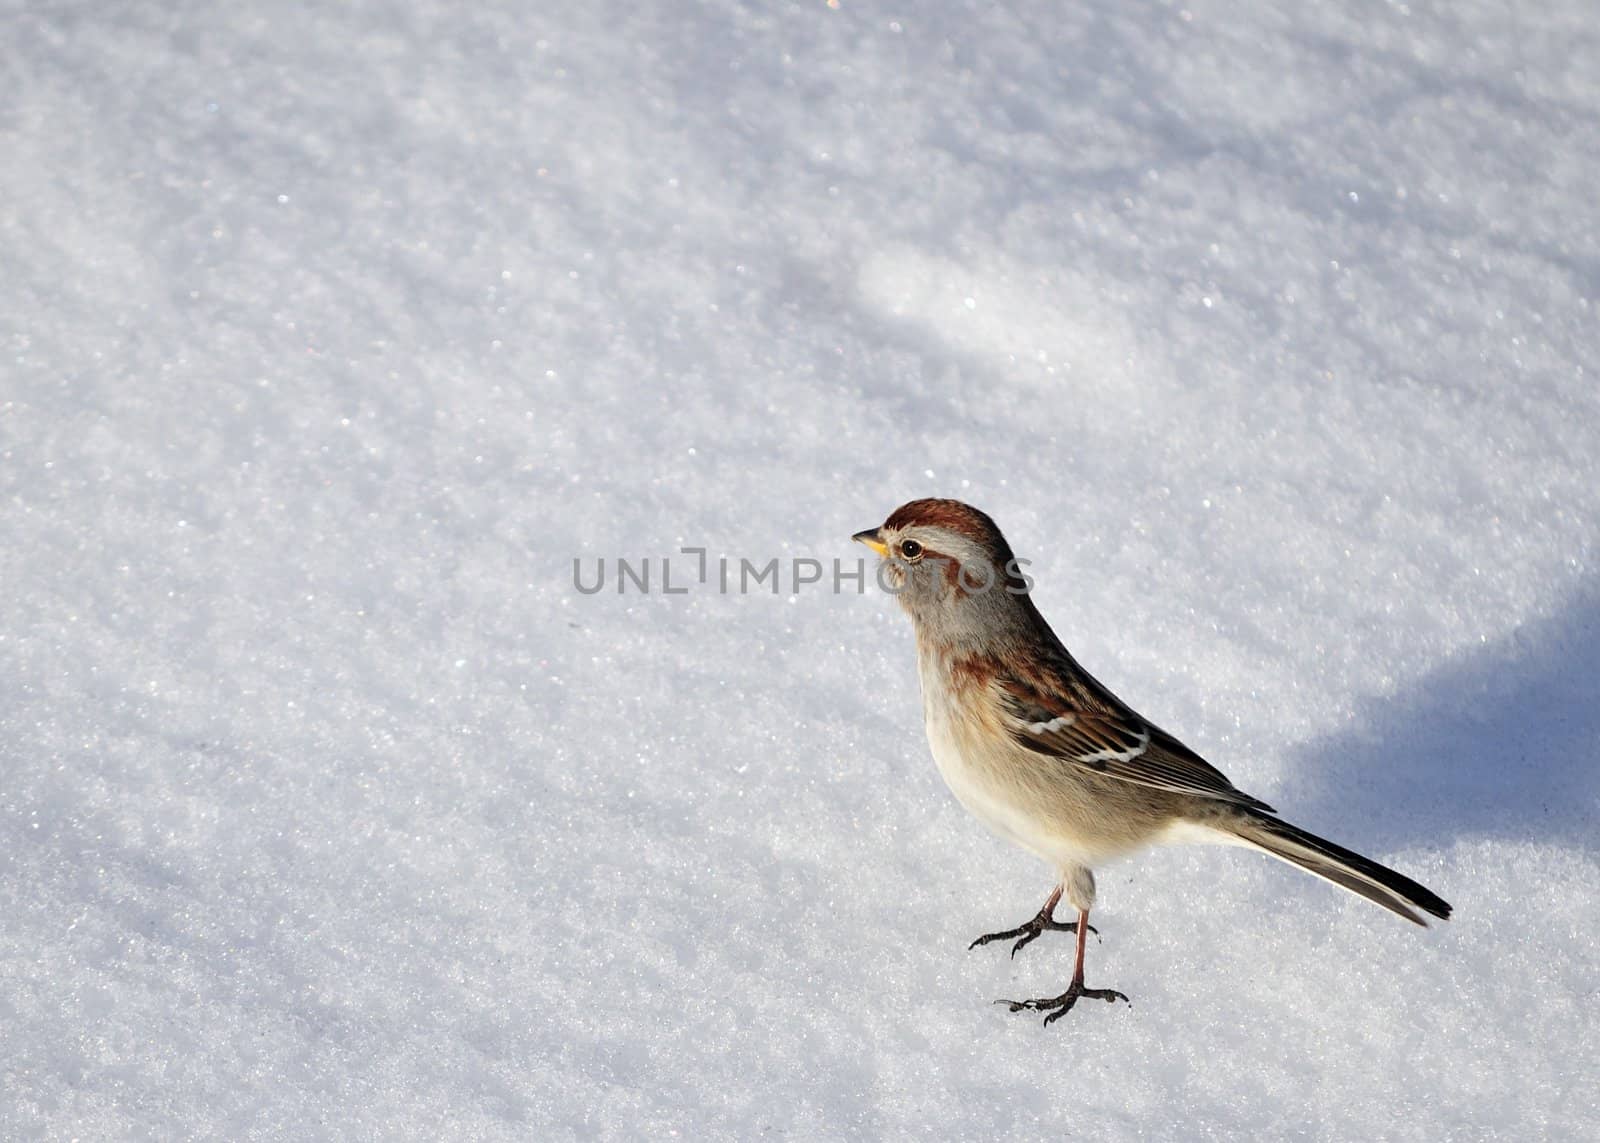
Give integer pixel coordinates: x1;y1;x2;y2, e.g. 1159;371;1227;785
853;498;1033;642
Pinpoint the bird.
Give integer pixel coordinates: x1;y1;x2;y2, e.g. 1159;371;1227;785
853;498;1451;1025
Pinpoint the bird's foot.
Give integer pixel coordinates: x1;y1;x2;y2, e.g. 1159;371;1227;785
968;910;1095;959
998;979;1130;1027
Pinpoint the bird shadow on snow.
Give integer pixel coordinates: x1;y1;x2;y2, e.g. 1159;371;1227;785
1281;585;1600;867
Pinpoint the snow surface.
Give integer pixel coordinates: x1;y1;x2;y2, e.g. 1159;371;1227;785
4;0;1598;1137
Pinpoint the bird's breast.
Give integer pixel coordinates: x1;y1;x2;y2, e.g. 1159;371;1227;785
915;647;1148;870
918;662;1065;861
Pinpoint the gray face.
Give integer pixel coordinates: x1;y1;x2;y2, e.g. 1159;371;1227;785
867;522;1030;649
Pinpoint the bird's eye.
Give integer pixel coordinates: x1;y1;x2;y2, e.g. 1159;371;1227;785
899;539;924;562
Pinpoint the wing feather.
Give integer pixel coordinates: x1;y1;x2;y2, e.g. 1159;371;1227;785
999;674;1274;811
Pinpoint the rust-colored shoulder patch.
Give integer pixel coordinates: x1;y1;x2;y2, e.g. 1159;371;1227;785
947;652;1001;691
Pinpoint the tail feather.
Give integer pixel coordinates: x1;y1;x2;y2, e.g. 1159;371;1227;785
1233;812;1452;926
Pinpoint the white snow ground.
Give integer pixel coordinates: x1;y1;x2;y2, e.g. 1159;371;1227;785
3;0;1598;1137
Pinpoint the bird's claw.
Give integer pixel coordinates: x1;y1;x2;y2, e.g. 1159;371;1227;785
997;980;1130;1026
969;914;1096;959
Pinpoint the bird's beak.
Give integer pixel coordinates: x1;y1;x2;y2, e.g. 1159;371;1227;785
852;528;888;557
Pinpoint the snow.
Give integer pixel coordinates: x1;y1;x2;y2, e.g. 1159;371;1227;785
3;0;1597;1136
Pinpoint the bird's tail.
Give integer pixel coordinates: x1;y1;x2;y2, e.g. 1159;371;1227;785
1229;811;1452;926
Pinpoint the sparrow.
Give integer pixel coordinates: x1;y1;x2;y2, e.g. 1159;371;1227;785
854;498;1451;1025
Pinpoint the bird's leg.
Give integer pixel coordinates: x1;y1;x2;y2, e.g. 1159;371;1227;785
968;885;1096;959
998;907;1129;1026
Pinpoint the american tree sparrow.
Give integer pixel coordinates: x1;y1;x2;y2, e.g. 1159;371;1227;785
855;499;1451;1025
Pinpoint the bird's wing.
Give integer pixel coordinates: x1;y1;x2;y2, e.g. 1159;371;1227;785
997;674;1274;811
